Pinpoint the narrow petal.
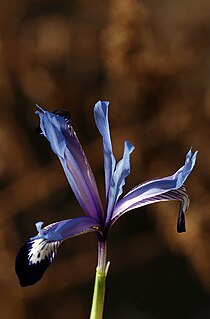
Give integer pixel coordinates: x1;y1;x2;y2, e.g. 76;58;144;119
36;107;103;222
94;101;116;197
15;217;100;287
112;149;197;231
106;141;135;223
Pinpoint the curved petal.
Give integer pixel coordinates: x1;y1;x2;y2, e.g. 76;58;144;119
111;186;189;232
94;101;116;198
106;141;135;224
112;149;197;231
15;217;101;287
36;107;103;222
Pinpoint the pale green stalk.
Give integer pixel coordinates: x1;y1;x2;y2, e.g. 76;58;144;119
89;241;109;319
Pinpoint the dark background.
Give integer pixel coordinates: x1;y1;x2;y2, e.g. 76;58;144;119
0;0;210;318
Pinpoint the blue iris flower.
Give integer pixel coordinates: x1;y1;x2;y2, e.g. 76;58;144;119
15;101;197;287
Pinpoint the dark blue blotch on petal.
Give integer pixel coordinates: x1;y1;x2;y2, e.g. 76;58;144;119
15;238;60;287
177;209;186;233
15;216;101;286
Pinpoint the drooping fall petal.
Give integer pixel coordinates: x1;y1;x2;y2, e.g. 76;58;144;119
112;149;197;231
112;186;189;232
15;217;101;287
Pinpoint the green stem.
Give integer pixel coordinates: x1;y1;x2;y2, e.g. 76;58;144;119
89;241;109;319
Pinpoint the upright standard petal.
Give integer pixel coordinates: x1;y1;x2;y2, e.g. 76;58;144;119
36;107;103;222
112;149;197;231
94;101;116;198
105;141;135;224
15;216;101;287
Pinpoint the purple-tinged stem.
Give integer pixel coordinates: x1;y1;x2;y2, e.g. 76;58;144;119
89;240;109;319
97;240;107;272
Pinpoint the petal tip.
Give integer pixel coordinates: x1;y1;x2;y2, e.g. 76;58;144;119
35;221;44;232
177;210;186;233
125;141;135;153
94;101;110;116
35;104;45;114
15;238;60;287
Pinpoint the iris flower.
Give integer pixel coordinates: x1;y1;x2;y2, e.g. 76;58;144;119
15;101;197;318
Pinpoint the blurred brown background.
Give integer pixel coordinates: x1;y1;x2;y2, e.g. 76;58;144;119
0;0;210;318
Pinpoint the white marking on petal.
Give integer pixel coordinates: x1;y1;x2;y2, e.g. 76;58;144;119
28;238;61;265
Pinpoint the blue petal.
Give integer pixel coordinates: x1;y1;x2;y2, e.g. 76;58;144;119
15;217;101;286
105;141;135;223
112;149;197;231
94;101;116;198
112;186;189;232
36;107;103;222
37;216;102;241
172;148;197;188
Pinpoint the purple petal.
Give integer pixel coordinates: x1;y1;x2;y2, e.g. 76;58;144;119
112;149;197;230
36;107;103;222
38;216;102;240
112;186;189;232
106;141;135;223
94;101;116;198
15;217;100;286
